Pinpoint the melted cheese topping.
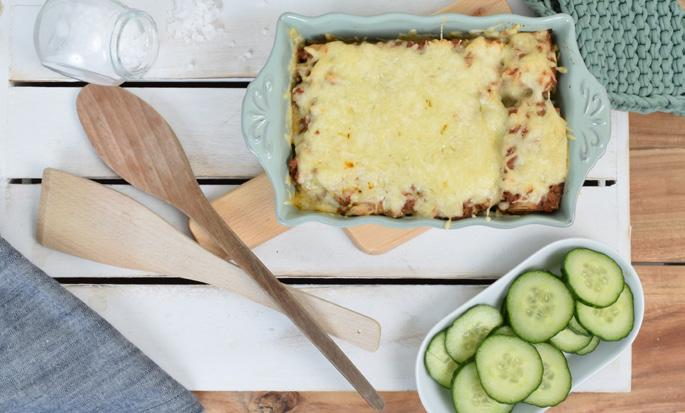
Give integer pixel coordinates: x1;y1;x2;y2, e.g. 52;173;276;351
501;32;557;103
290;32;567;218
502;100;568;204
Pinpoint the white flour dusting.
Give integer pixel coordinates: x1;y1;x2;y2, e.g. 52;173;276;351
167;0;225;43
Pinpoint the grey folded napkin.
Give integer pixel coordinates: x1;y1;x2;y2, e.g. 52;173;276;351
0;237;203;413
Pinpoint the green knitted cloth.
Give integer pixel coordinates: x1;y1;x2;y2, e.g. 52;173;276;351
524;0;685;115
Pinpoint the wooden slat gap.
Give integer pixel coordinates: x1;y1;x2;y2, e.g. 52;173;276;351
7;178;618;186
632;262;685;267
55;277;496;286
55;264;683;286
56;277;204;285
8;177;251;185
11;80;253;88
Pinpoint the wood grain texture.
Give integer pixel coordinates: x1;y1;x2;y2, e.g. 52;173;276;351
189;174;287;256
76;85;384;410
630;113;685;263
630;113;685;150
194;391;424;413
345;226;431;255
37;169;380;351
192;266;685;412
436;0;512;14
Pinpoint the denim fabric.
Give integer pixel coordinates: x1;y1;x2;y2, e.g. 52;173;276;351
0;237;203;413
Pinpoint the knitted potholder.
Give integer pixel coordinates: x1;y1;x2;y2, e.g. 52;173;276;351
524;0;685;115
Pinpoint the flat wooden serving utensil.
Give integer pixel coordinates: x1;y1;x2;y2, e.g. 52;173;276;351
76;85;384;411
188;0;513;256
37;168;381;352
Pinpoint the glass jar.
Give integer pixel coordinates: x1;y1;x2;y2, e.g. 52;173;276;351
34;0;159;85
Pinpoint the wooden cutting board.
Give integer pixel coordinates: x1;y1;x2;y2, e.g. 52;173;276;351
189;0;512;256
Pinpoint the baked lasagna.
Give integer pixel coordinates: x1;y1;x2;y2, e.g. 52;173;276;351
289;30;568;220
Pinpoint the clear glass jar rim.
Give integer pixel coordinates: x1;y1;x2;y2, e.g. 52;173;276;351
110;9;159;80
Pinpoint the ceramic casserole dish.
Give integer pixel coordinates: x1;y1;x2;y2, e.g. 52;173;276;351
242;13;611;229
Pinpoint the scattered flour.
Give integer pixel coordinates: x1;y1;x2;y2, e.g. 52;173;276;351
167;0;225;44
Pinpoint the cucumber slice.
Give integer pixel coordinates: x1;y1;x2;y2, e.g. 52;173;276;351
568;315;590;336
475;335;543;404
576;284;634;341
549;327;592;353
424;331;460;388
501;301;510;324
574;336;600;355
451;362;512;413
506;271;575;343
524;343;572;407
563;248;624;307
445;305;503;363
492;326;516;337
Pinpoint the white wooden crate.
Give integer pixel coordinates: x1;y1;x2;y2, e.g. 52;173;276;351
66;284;630;392
0;0;631;392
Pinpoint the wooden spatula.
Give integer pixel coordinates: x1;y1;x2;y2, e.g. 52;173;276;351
37;168;381;352
189;0;513;256
76;85;384;411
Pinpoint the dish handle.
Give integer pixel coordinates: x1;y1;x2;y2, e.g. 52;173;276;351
242;74;278;160
575;73;612;164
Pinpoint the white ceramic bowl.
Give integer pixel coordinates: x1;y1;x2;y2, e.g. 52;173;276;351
415;238;644;413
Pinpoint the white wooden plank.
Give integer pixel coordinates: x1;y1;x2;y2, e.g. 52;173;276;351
5;87;619;179
66;283;630;392
0;0;10;181
9;0;454;81
616;111;631;259
598;110;620;182
6;87;260;178
0;183;233;277
2;183;628;279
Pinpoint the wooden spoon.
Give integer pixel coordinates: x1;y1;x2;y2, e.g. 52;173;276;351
76;85;384;411
37;168;381;352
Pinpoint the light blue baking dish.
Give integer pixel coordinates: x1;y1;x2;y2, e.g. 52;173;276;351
242;13;611;229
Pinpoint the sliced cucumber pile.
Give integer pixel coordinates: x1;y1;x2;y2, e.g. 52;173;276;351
425;331;460;388
576;284;634;341
506;271;574;343
492;325;516;337
476;335;543;403
563;248;624;307
568;315;590;336
445;305;503;363
423;247;635;413
574;336;600;355
549;327;592;353
524;343;571;407
452;363;512;413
